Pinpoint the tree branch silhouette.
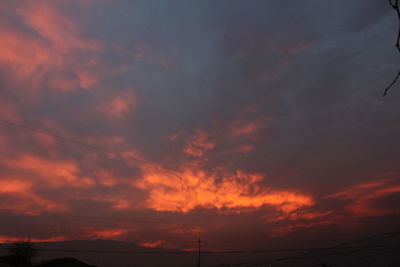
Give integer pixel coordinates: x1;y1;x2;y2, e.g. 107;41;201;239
5;240;37;265
383;0;400;96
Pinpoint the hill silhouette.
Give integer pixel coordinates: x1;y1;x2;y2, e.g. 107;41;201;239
32;240;195;267
2;239;400;267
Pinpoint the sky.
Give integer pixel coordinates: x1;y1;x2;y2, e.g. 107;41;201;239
0;0;400;252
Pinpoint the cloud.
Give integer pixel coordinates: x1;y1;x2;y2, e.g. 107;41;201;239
266;174;400;236
182;128;215;157
95;90;137;120
80;228;130;240
0;236;65;243
0;0;399;251
326;175;400;217
0;179;66;215
135;163;313;215
4;154;94;188
0;1;102;96
160;224;205;236
227;118;267;138
139;240;164;248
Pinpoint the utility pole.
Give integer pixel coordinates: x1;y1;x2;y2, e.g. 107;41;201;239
197;238;202;267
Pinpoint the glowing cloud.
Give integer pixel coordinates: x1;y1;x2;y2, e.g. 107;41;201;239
0;179;66;214
0;236;66;244
86;229;129;240
183;129;215;157
161;224;205;236
0;180;31;194
96;90;137;120
139;240;164;248
326;176;400;217
5;155;95;188
227;118;266;138
135;164;313;214
0;1;102;94
266;175;400;236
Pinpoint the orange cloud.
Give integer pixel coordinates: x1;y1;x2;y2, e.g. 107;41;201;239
0;236;66;244
93;169;120;187
326;177;400;217
135;164;313;215
113;42;172;69
0;99;20;122
5;154;95;188
183;128;215;157
96;90;137;120
0;178;67;215
81;194;134;211
161;224;206;236
227;118;267;138
139;240;164;248
268;176;400;236
270;219;335;238
0;180;31;194
0;1;102;94
163;129;184;142
234;145;254;154
17;1;100;53
0;24;51;86
76;69;101;90
88;229;129;240
168;112;267;158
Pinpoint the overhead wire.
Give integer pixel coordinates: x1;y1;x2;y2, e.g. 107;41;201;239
0;243;399;256
330;248;399;266
0;118;143;164
36;213;218;228
206;229;400;267
2;122;400;263
309;231;400;266
0;118;210;226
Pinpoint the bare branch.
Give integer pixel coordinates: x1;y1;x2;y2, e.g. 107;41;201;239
383;0;400;96
389;0;398;9
393;0;400;53
383;68;400;96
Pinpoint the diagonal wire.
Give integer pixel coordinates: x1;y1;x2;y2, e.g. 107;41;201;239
207;230;400;267
0;119;143;164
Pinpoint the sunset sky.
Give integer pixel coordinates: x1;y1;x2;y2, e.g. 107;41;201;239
1;0;400;251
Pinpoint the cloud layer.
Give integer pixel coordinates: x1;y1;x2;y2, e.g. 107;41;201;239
0;0;400;250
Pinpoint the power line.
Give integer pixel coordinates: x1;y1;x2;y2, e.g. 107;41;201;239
2;120;400;264
38;213;218;228
0;118;226;232
0;244;399;257
202;244;400;255
206;229;400;267
0;118;208;202
309;231;400;267
0;118;210;185
206;249;386;267
303;229;400;257
330;248;399;266
0;247;196;255
251;230;400;267
0;119;143;164
309;245;400;267
223;247;400;267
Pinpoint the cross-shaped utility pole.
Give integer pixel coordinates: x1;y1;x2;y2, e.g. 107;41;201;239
197;238;202;267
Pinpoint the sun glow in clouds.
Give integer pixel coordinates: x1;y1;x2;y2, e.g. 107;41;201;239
136;164;314;214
